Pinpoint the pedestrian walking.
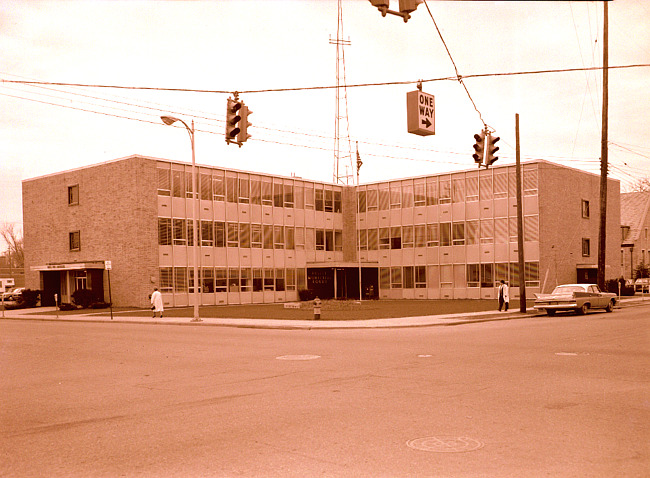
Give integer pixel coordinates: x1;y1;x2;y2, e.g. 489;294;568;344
151;287;163;318
498;280;509;312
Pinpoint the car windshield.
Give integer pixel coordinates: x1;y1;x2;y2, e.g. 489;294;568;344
552;286;585;294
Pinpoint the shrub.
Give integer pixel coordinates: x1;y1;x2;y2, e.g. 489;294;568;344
298;289;316;301
89;302;111;309
71;288;96;309
15;289;40;308
58;302;76;311
605;278;635;296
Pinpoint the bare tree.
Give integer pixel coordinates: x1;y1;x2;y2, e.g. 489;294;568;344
0;223;24;269
630;177;650;192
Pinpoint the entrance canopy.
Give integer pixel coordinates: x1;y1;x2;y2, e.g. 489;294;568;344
31;260;107;272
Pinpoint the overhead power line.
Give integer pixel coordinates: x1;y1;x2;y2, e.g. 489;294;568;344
1;64;647;95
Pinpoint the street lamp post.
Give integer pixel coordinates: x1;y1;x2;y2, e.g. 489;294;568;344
161;115;202;322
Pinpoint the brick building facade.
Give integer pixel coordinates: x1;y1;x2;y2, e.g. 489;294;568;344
23;155;620;308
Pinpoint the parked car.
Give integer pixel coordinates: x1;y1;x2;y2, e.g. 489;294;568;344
534;284;616;316
2;287;25;302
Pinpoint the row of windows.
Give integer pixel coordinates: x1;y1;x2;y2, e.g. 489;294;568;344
359;217;539;249
158;168;342;212
379;262;540;289
159;267;306;294
357;167;538;211
158;219;344;251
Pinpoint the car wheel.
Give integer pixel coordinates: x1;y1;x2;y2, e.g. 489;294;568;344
577;303;589;315
546;309;556;316
605;300;614;313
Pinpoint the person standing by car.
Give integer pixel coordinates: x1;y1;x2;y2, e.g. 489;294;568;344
150;287;163;318
498;280;510;312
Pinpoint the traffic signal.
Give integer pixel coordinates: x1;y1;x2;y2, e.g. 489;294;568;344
486;134;500;166
236;103;252;145
399;0;423;15
472;131;486;165
225;97;242;144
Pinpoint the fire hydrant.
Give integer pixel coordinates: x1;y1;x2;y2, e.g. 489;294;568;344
313;296;322;320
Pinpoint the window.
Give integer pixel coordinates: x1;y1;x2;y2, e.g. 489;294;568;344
525;262;540;287
357;191;366;212
440;223;451;247
295;227;305;249
160;267;173;292
229;268;239;291
185;171;194;199
467;264;479;287
380;267;390;289
215;222;225;247
325;189;333;212
263;225;273;249
264;268;275;291
274;182;284;207
391;267;402;289
402;183;414;208
379;227;390;249
275;269;285;291
316;230;325;250
174;267;187;292
523;167;538;196
367;187;378;211
414;181;426;207
304;184;314;209
582;238;591;257
215;268;227;292
325;230;334;251
69;231;80;251
466;220;479;245
452;222;465;246
315;187;324;211
368;229;378;250
333;191;342;213
481;263;493;288
251;224;262;248
200;173;211;200
239;178;249;204
379;185;390;210
286;269;296;291
494;172;508;199
427;224;439;247
172;170;184;198
390;226;402;249
239;223;251;248
274;225;284;249
253;268;263;292
240;268;251;292
403;266;414;288
227;223;238;247
285;227;295;250
335;230;343;252
582;199;590;218
202;268;214;293
524;215;539;242
415;225;426;248
158;218;171;246
284;184;294;208
452;178;464;203
479;172;492;200
294;184;304;208
305;228;315;250
201;220;213;246
157;169;170;196
495;218;508;244
415;266;426;288
426;178;438;205
213;172;225;201
390;182;401;209
251;179;261;205
402;226;414;248
67;185;79;205
226;177;237;203
466;175;478;202
439;178;451;204
262;181;273;206
187;221;195;248
359;229;367;251
173;219;186;245
480;219;494;244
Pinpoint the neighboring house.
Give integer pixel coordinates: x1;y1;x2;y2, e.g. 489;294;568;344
620;191;650;279
22;155;620;308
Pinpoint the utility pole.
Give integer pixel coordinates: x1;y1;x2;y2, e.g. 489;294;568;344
515;113;526;313
597;0;609;290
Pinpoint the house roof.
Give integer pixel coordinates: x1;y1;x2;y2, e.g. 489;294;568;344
621;191;650;244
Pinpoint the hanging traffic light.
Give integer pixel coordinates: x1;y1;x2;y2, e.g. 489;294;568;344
369;0;421;22
225;97;242;144
236;103;252;145
486;134;500;166
472;131;486;165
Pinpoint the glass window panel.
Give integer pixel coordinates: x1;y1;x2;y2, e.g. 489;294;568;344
263;225;273;249
358;190;367;213
480;263;493;288
228;268;239;291
157;168;170;196
428;265;440;289
304;183;314;209
427;224;439;247
158;218;171;246
402;225;414;248
275;268;285;292
239;178;249;203
274;182;283;207
390;182;401;209
213;172;225;201
466;220;479;245
324;189;333;212
402;183;414;208
452;177;465;203
453;264;465;288
440;264;453;288
215;222;225;247
494;171;508;198
315;187;324;211
414;181;425;207
240;268;251;292
440;223;451;247
251;224;262;248
250;179;261;205
201;220;213;246
390;226;402;249
415;225;426;247
367;187;378;211
403;266;414;289
380;267;390;289
439;178;451;204
452;222;465;246
379;227;390;249
262;180;273;206
174;267;187;292
391;267;402;289
160;267;173;292
368;229;378;250
524;215;539;242
284;184;294;208
379;185;390;210
202;268;214;293
480;219;494;244
172;170;184;198
466;264;479;287
466;175;478;201
479;172;492;200
174;218;187;246
495;218;508;244
274;225;284;249
200;173;211;200
227;222;238;247
215;268;227;292
426;177;438;205
239;223;250;248
415;266;427;288
226;177;237;203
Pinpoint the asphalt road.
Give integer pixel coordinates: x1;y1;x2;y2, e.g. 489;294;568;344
1;305;648;477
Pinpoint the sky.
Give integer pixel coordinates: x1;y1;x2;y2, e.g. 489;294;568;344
1;0;649;250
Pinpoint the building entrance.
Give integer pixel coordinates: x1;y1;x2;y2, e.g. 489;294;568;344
307;267;378;300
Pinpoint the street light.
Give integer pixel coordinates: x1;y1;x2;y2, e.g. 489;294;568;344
160;115;202;322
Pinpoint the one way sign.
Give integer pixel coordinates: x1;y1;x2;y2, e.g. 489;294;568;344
407;90;435;136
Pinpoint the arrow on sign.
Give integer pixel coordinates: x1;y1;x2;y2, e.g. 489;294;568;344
421;118;432;128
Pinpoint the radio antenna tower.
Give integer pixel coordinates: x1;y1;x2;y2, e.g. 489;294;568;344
329;0;354;185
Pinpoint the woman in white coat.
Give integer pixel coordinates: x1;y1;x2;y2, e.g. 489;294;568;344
151;287;164;318
498;280;510;312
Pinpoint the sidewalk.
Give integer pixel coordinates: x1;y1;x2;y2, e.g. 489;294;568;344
1;297;645;330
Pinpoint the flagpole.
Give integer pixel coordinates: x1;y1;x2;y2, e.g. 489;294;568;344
356;142;363;301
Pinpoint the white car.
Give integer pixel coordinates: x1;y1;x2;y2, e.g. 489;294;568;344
534;284;617;316
2;287;25;302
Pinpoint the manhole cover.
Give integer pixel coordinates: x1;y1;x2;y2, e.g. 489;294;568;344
407;436;484;453
276;354;321;361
